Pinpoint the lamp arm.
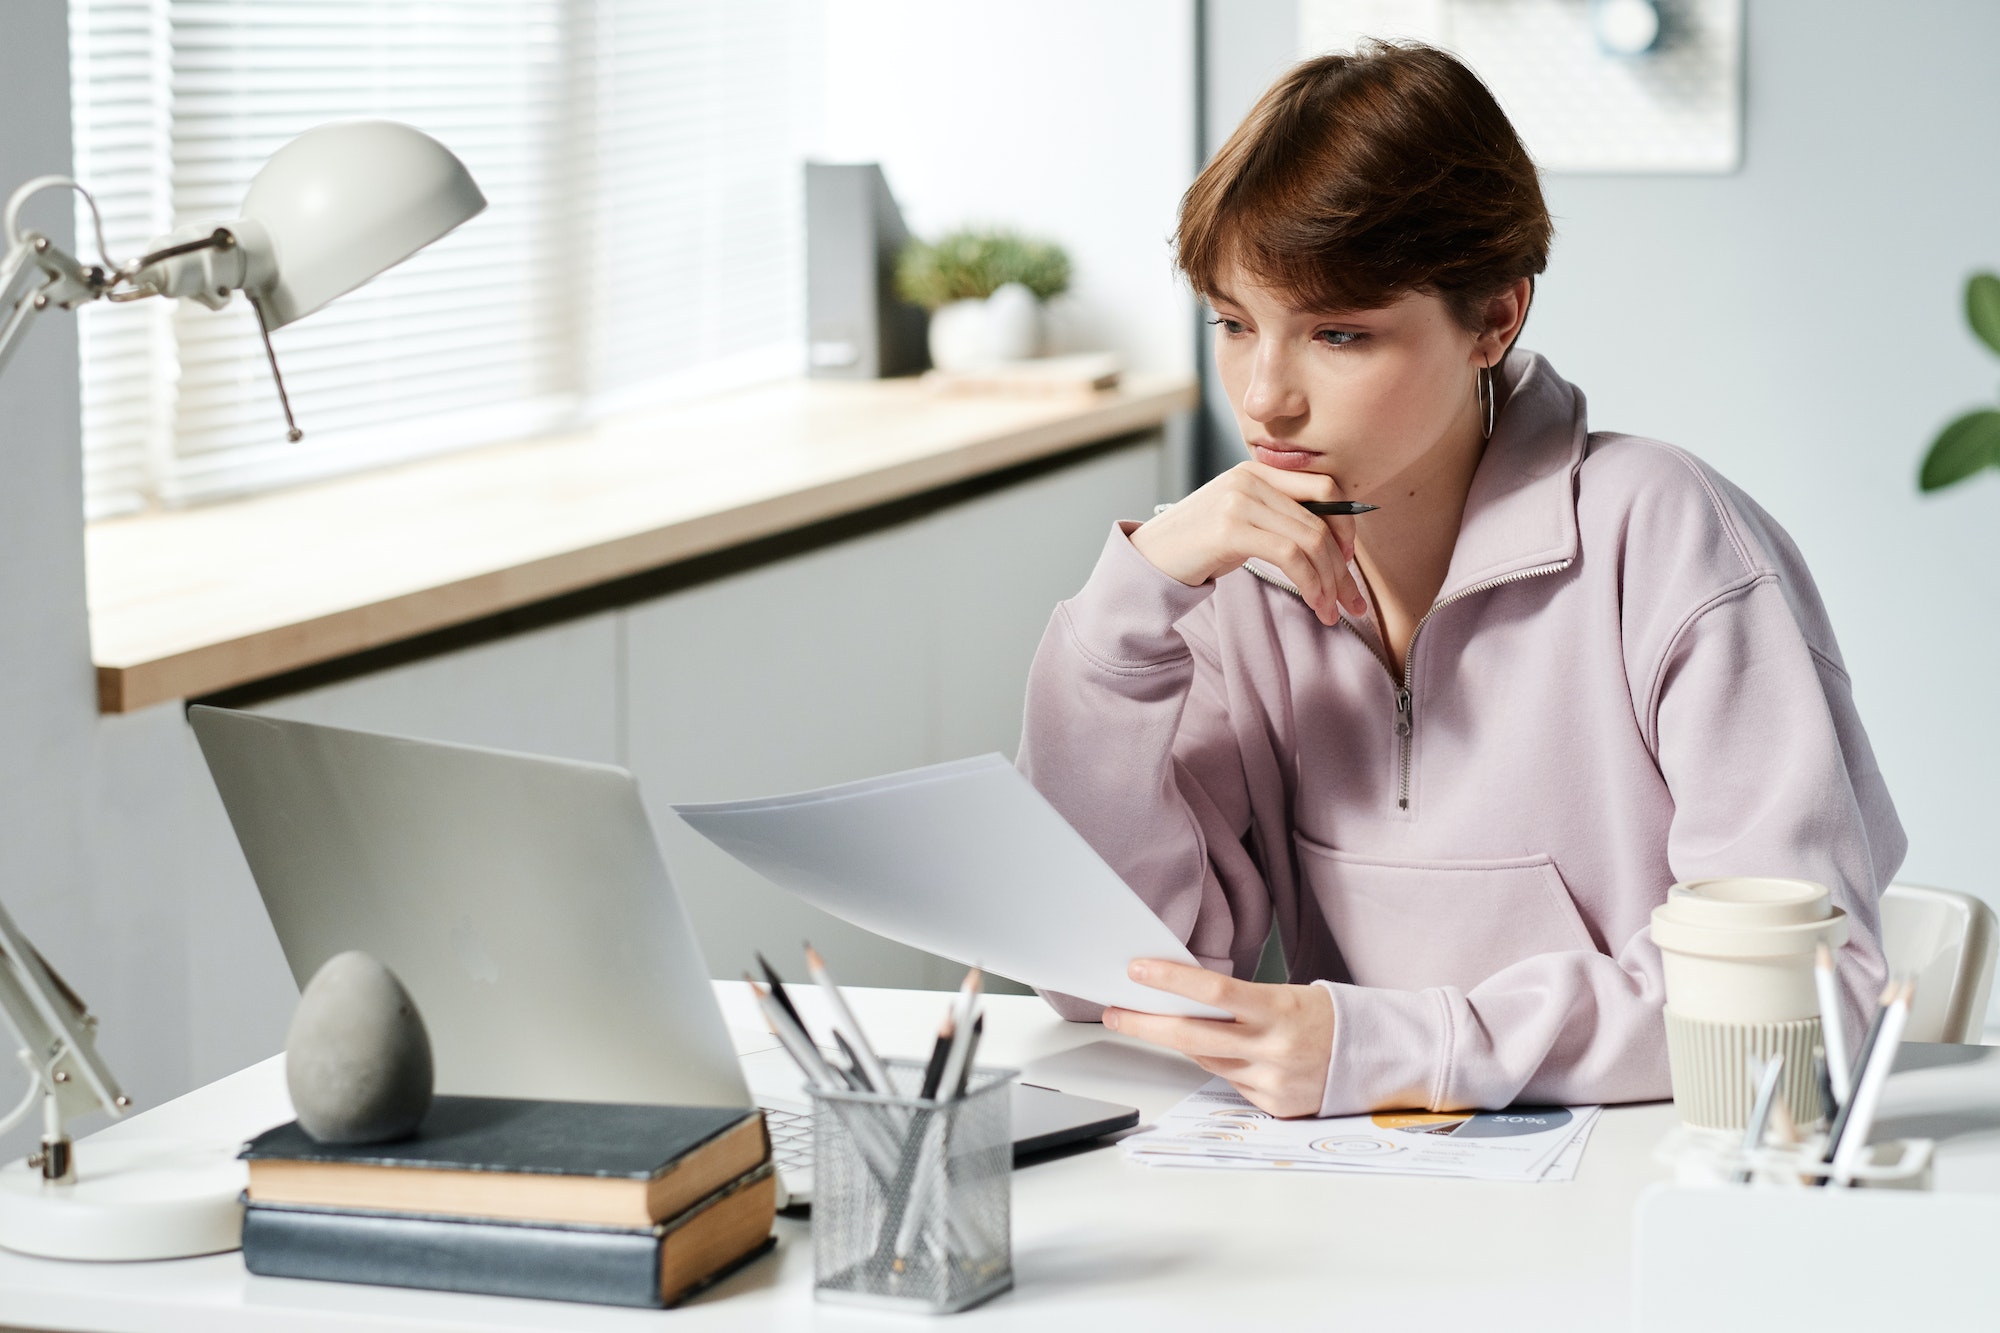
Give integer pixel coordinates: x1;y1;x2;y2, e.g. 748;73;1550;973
0;231;112;382
0;176;119;381
0;234;107;381
0;245;49;381
0;897;127;1181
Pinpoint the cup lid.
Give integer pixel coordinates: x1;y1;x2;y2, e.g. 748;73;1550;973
1652;877;1848;957
1662;877;1830;927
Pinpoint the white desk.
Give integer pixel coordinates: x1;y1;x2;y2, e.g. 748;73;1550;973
5;984;1982;1332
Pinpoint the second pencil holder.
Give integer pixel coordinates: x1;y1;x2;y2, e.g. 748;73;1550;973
810;1059;1015;1315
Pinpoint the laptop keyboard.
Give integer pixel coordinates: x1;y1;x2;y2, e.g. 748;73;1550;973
762;1103;813;1177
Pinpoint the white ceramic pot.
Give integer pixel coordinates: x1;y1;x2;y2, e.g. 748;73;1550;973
927;286;1043;371
983;282;1041;362
927;298;991;371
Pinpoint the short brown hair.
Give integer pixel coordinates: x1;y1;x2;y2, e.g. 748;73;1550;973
1177;42;1551;333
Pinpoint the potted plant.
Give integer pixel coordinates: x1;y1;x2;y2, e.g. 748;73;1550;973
1921;273;2000;491
895;229;1071;371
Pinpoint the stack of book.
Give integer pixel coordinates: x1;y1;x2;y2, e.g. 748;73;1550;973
239;1096;776;1308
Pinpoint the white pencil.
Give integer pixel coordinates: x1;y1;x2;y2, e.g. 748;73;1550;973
1828;979;1913;1184
952;966;983;1036
1814;942;1852;1106
936;967;984;1104
746;977;841;1092
1733;1054;1785;1184
805;943;894;1095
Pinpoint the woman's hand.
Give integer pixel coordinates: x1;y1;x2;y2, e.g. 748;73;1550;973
1130;461;1368;626
1101;959;1335;1118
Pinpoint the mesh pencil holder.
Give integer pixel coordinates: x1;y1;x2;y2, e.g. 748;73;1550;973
809;1059;1015;1314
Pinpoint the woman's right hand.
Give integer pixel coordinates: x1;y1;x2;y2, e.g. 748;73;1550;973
1131;461;1369;626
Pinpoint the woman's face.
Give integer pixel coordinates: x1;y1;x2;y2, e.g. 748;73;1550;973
1208;264;1511;499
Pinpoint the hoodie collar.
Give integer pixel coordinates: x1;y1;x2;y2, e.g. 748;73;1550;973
1433;349;1586;604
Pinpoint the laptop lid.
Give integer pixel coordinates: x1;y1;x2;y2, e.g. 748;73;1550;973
189;706;751;1111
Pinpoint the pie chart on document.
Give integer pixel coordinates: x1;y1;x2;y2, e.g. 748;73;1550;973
1370;1108;1574;1138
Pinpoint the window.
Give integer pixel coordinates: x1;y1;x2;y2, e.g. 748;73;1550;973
70;0;819;519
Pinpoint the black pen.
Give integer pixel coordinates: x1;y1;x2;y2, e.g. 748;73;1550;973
755;951;814;1043
1302;500;1378;516
918;1012;955;1100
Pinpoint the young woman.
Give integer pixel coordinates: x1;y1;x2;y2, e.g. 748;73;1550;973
1017;44;1904;1118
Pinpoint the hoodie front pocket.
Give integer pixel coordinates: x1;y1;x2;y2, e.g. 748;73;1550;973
1293;835;1597;993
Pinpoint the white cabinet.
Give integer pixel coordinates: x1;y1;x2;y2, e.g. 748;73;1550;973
249;614;622;764
624;520;947;988
918;438;1165;761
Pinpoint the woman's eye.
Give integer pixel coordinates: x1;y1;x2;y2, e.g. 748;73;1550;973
1316;329;1362;347
1206;316;1249;336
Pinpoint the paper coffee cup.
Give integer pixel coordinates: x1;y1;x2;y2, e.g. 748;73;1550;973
1652;877;1848;1130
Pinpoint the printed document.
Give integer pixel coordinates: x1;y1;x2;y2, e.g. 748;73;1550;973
1125;1079;1602;1182
671;754;1229;1018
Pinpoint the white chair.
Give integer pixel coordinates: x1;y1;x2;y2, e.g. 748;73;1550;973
1878;882;1999;1044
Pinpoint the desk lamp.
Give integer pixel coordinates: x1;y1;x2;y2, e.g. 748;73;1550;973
0;119;483;1260
1;118;486;440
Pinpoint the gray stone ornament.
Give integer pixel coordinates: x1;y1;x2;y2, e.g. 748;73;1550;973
285;951;434;1144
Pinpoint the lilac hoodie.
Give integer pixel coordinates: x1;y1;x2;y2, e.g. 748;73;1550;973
1017;352;1904;1117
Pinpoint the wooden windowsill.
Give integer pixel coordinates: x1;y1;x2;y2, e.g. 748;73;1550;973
86;373;1197;714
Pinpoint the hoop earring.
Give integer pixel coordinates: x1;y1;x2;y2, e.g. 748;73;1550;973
1477;362;1495;442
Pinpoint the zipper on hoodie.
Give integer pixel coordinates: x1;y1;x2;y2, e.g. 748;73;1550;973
1358;559;1574;811
1245;556;1575;811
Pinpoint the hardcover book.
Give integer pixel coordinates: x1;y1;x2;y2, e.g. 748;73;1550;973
242;1096;768;1228
241;1162;778;1309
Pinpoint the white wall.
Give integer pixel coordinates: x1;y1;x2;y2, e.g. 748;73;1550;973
815;0;1198;380
1201;2;2000;1013
1529;3;2000;942
1198;0;1307;476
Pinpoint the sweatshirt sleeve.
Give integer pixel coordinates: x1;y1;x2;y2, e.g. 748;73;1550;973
1016;523;1278;1021
1649;575;1900;1040
1311;573;1901;1114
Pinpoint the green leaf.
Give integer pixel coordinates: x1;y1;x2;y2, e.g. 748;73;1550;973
894;229;1071;310
1919;409;2000;491
1967;273;2000;356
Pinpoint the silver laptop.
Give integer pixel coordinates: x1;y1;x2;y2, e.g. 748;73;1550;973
189;706;1134;1206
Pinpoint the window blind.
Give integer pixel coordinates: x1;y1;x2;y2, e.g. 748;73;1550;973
71;0;815;518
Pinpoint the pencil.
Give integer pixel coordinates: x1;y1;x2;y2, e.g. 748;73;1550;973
933;967;985;1102
746;976;838;1091
805;943;893;1094
832;1029;874;1092
1823;979;1898;1158
1302;500;1379;516
1733;1054;1784;1184
755;951;815;1045
952;1013;986;1100
1828;979;1914;1184
1812;1046;1835;1129
1815;942;1852;1107
953;965;984;1025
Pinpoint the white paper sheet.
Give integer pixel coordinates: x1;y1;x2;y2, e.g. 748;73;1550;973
1123;1078;1601;1182
671;754;1230;1018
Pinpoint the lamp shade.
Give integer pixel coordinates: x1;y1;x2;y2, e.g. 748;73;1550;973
239;120;486;330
